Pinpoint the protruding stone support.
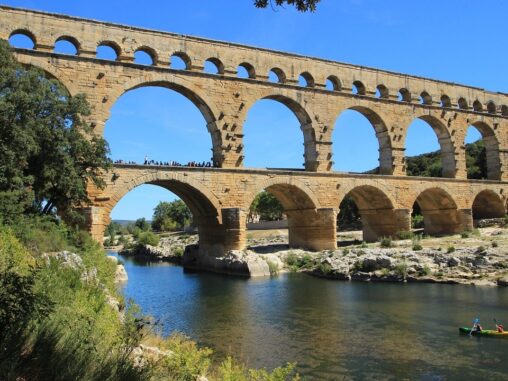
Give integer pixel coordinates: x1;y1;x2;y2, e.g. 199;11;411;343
286;208;337;251
391;147;406;176
221;208;247;251
360;208;411;242
78;206;109;243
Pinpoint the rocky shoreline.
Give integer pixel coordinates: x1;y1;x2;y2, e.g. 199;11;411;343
114;228;508;287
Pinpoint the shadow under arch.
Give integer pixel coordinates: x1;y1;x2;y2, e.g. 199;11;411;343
108;79;224;167
334;106;394;175
244;93;317;171
407;115;456;178
107;173;223;249
413;187;463;235
472;189;505;220
339;185;401;242
468;121;501;180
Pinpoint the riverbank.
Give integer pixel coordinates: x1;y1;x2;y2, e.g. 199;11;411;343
117;226;508;286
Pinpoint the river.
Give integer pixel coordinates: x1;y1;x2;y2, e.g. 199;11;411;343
112;252;508;380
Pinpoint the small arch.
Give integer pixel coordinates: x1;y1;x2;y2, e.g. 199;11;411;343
420;91;432;105
352;80;366;95
458;97;468;110
237;62;256;79
376;85;389;99
170;52;191;70
326;75;341;91
472;190;505;220
204;57;224;75
54;36;79;55
134;47;157;66
9;29;36;49
487;101;497;114
298;72;315;88
440;94;452;108
473;100;483;112
398;88;411;102
413;187;462;235
96;41;121;61
501;105;508;116
268;68;286;84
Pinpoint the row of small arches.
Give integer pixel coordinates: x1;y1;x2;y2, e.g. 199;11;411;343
8;29;508;117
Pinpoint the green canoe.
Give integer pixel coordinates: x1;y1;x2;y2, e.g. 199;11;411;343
459;327;508;338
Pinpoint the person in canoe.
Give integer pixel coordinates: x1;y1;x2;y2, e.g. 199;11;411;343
495;322;504;333
473;321;483;332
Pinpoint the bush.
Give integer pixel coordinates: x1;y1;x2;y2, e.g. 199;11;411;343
396;230;414;240
492;241;499;248
418;265;431;276
394;261;408;279
360;241;368;248
476;246;486;254
317;262;332;275
447;246;455;253
412;214;424;229
342;248;349;255
137;231;160;247
173;246;185;258
461;231;471;238
412;242;423;251
267;260;279;276
379;237;392;248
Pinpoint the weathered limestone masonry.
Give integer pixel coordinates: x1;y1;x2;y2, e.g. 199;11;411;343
2;6;508;259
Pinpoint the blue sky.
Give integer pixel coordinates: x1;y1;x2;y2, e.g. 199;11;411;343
5;0;506;220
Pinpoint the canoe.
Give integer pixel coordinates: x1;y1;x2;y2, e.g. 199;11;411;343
459;327;508;338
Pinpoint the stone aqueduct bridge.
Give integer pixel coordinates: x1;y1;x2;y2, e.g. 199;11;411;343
2;6;508;255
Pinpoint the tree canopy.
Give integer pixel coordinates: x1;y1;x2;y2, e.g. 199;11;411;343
152;200;193;231
249;191;284;221
0;39;111;223
254;0;320;12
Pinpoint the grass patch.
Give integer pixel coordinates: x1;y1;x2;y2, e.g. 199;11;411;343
447;246;455;253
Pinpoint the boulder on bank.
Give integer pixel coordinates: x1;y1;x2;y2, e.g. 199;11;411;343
182;245;271;277
498;276;508;286
120;243;183;263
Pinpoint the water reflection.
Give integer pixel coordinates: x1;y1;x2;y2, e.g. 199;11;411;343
113;252;508;380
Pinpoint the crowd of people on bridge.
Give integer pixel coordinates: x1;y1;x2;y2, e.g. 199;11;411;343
113;157;216;168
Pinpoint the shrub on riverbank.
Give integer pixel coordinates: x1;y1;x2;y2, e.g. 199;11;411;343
0;218;301;381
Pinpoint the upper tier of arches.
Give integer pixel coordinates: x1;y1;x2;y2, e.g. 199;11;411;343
4;14;508;118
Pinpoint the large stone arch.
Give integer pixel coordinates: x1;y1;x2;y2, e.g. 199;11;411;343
333;106;394;175
241;92;318;171
106;78;224;167
405;114;457;178
338;185;404;242
106;171;225;253
471;189;505;220
468;121;501;180
412;187;463;235
13;54;78;95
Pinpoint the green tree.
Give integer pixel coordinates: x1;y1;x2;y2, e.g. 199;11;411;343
0;39;111;222
152;200;192;231
254;0;320;12
250;191;284;221
134;218;151;232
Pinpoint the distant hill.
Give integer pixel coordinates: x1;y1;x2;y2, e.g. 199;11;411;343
111;219;151;226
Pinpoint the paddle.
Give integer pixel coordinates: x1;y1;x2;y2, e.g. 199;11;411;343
470;317;480;336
